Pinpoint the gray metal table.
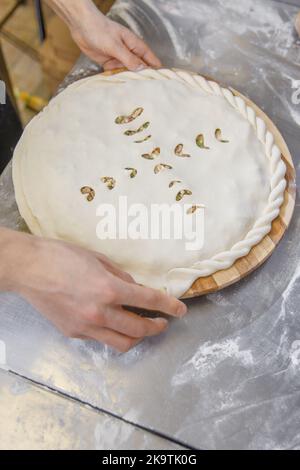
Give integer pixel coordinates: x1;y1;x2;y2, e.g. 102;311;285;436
0;0;300;450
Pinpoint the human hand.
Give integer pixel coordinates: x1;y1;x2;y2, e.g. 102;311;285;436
1;229;187;352
69;4;162;70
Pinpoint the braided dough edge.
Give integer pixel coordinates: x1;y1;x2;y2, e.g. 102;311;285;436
98;68;286;297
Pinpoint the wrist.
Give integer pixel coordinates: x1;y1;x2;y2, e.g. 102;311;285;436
0;227;37;293
46;0;105;31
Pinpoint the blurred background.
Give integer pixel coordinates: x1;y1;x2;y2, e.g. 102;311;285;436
0;0;114;126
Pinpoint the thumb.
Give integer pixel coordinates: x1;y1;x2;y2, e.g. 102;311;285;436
116;43;146;71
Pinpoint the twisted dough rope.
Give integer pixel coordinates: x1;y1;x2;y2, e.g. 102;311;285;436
99;68;287;296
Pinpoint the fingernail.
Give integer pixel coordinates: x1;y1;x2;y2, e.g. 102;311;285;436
151;317;168;328
176;302;187;317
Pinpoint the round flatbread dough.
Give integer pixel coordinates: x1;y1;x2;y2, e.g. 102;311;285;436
13;69;286;297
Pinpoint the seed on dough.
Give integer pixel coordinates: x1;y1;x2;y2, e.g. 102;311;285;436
124;121;150;136
115;107;144;124
215;128;229;143
101;176;116;190
81;186;95;202
187;204;205;214
176;189;192;201
125;167;137;178
196;134;209;149
175;144;191;158
169;180;182;188
154;163;173;174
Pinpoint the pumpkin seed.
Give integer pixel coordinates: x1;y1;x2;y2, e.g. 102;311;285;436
131;107;144;119
125;167;137;178
176;189;192;201
124;121;150;136
169;180;182;188
142;147;160;160
215;128;229;143
142;153;155;160
101;176;116;190
174;144;191;158
135;135;152;144
81;186;95;202
154;163;173;174
115;107;144;124
187;204;205;214
152;147;160;156
196;134;209;149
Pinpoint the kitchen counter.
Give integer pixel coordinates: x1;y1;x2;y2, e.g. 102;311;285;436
0;0;299;450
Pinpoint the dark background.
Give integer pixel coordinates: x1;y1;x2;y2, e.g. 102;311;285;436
0;96;22;174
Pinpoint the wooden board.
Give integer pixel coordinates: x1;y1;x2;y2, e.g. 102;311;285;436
94;0;117;14
102;68;296;299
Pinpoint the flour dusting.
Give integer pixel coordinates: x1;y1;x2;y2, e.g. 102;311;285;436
281;262;300;317
173;338;253;386
109;3;144;38
289;340;300;368
109;0;300;129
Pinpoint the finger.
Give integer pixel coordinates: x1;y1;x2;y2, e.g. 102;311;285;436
122;30;162;67
115;41;147;71
101;306;168;338
104;264;135;284
100;258;135;283
102;57;125;70
109;277;188;318
94;252;136;284
138;46;162;68
84;326;142;353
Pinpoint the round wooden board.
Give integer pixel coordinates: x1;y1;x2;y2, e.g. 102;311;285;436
101;68;296;299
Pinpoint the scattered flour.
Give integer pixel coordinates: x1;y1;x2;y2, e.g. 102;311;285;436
109;3;144;38
290;340;300;368
94;418;132;449
281;262;300;317
111;0;298;58
110;0;190;60
109;0;300;127
172;338;253;386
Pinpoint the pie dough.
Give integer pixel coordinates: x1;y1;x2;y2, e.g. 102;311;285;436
12;69;287;297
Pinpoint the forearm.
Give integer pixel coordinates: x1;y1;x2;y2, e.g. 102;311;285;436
0;227;34;293
45;0;104;30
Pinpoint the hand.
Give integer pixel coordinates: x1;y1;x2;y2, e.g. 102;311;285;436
1;229;187;352
70;8;162;71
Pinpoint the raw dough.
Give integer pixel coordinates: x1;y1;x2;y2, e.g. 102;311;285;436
12;69;286;297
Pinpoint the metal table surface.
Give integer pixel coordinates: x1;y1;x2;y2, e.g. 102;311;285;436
0;369;183;450
0;0;300;450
